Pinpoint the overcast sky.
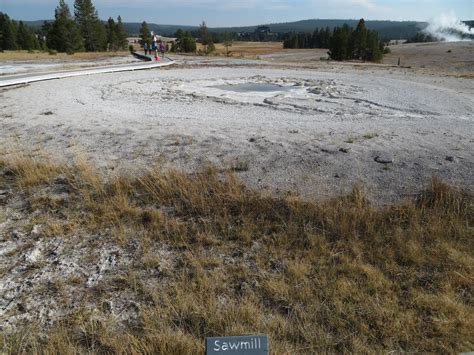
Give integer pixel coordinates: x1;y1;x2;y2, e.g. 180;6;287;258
1;0;472;26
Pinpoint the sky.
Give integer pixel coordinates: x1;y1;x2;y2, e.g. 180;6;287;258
1;0;472;26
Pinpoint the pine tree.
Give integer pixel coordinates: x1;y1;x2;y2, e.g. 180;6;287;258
0;12;18;50
10;20;19;49
352;19;367;60
105;17;117;51
199;21;214;54
115;16;128;50
222;32;233;57
74;0;106;51
174;30;196;53
182;32;196;53
16;21;35;50
311;28;320;48
328;25;351;61
322;27;331;48
48;0;84;53
139;21;151;46
40;21;52;50
365;30;383;62
173;29;184;52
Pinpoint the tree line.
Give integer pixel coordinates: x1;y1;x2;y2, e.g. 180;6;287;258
0;12;41;51
0;0;128;53
283;27;332;49
138;21;221;54
284;19;386;62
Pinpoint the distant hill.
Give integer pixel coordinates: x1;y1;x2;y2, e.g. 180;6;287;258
125;19;427;40
23;18;473;40
213;19;425;39
122;23;197;36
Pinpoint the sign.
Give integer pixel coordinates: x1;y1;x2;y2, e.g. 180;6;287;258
206;335;268;355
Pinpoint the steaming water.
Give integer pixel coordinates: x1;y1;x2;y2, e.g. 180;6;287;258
424;12;474;42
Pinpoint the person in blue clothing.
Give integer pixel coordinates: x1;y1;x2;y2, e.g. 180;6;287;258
151;40;158;58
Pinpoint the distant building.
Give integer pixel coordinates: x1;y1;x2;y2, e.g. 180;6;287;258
236;26;279;42
254;26;276;41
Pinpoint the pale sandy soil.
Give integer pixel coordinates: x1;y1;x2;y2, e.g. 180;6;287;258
0;49;472;203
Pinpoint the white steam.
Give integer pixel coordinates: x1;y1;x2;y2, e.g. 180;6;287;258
424;12;474;42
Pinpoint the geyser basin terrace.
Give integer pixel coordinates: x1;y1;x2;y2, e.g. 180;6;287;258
0;66;473;203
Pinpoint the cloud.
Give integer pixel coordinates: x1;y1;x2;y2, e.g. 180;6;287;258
329;0;392;12
2;0;297;9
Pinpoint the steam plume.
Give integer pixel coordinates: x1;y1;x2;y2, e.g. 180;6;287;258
424;12;474;42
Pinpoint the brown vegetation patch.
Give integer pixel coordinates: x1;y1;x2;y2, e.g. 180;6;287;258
0;50;130;62
0;152;473;353
200;41;284;57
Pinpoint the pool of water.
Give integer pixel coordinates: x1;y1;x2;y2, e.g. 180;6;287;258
213;83;294;93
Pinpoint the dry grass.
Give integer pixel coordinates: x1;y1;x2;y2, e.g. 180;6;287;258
0;152;473;354
383;41;474;75
0;50;129;62
197;41;283;57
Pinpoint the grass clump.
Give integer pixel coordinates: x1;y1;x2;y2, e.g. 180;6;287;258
0;153;472;354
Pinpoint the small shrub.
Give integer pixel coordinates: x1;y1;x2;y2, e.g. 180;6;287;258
229;159;249;172
48;49;58;55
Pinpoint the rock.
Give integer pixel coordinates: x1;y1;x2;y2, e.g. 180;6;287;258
374;155;393;164
31;225;42;236
321;146;338;154
26;246;42;263
339;147;351;153
248;137;256;143
445;156;457;163
3;169;14;177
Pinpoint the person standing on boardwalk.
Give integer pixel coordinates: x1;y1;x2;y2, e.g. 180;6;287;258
159;41;166;57
144;42;148;55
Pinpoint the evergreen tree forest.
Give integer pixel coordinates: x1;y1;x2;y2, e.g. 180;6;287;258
0;0;128;53
172;29;197;53
0;12;40;51
138;21;152;46
283;19;385;62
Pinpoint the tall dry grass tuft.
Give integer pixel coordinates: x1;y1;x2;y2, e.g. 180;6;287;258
0;155;472;354
3;151;64;187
